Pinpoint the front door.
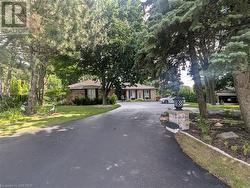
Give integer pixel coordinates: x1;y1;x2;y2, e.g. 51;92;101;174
138;90;143;99
144;90;150;99
129;90;136;99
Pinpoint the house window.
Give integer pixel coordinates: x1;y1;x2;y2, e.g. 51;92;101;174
129;90;136;99
144;90;150;99
87;89;96;100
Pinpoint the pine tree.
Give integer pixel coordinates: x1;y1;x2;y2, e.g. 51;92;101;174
212;29;250;131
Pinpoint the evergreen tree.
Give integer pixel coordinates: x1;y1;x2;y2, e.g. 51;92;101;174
212;28;250;131
137;0;250;118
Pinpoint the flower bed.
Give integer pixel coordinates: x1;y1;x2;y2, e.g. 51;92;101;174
186;113;250;163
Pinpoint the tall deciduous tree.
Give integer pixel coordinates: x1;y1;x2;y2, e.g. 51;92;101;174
25;0;93;114
78;0;144;104
0;63;3;99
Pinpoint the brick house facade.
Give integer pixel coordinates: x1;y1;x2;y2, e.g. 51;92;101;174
68;80;156;102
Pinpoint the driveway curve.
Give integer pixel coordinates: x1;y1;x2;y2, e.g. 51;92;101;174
0;102;227;188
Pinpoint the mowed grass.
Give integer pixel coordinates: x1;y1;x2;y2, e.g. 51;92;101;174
0;105;120;136
185;103;240;110
176;132;250;188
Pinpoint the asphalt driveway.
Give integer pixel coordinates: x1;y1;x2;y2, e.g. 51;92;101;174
0;102;227;188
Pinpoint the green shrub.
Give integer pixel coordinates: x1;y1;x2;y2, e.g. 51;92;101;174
0;108;23;121
10;79;23;96
73;95;118;105
45;75;66;102
73;97;82;106
242;142;250;156
72;97;103;105
134;98;144;102
0;96;28;113
196;115;210;136
108;94;118;105
231;145;238;152
179;86;197;102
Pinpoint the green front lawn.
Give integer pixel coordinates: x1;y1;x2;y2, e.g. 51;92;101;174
0;105;120;136
185;103;240;110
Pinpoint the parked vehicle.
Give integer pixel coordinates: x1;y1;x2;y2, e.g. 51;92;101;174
160;96;175;104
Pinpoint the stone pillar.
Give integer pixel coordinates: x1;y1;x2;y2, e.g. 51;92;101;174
167;110;190;130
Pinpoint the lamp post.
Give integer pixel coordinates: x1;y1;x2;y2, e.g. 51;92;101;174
174;96;184;111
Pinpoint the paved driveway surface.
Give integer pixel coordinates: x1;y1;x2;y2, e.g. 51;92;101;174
0;102;227;188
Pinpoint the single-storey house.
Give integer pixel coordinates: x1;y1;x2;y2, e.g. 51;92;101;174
122;83;156;101
216;88;238;104
68;80;103;101
68;80;156;102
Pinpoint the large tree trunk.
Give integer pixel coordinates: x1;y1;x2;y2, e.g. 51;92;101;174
27;51;39;115
102;90;108;105
102;86;109;105
189;34;208;118
101;77;110;105
199;38;216;105
4;65;12;97
37;57;48;106
0;79;2;99
209;78;216;105
233;67;250;132
204;75;216;105
0;66;3;99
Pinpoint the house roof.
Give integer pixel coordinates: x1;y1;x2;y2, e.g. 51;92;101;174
123;83;155;90
68;80;101;90
216;88;237;96
68;80;156;90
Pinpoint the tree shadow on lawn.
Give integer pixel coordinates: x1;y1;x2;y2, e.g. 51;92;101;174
0;105;120;136
0;113;84;136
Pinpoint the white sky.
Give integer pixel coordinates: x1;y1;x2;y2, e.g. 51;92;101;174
181;69;194;87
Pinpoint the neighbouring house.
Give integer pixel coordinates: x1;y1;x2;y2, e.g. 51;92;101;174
216;88;238;104
68;80;156;102
68;80;103;102
122;83;156;101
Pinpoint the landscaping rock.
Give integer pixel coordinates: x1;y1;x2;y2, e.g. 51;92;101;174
208;110;241;118
216;132;239;139
214;122;223;128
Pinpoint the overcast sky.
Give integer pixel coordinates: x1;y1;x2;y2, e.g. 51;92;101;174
181;69;194;87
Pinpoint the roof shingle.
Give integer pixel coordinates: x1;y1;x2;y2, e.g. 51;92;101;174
68;80;101;90
68;80;156;90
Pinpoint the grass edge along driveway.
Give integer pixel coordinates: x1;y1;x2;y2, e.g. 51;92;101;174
176;132;250;188
185;103;240;110
0;105;120;137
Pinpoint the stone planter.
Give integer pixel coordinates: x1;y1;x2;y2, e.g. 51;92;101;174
167;110;190;130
